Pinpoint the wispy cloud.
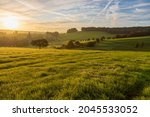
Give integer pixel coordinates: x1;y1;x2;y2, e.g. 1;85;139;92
90;0;115;24
0;0;150;32
121;2;150;10
105;0;120;26
14;0;75;21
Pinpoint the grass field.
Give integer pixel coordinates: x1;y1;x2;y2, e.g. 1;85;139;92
97;36;150;51
0;36;150;100
60;31;114;41
54;31;115;45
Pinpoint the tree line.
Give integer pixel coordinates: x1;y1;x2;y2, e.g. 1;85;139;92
81;26;150;37
0;31;59;47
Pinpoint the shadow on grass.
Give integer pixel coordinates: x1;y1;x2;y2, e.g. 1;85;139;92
104;69;150;100
68;69;150;100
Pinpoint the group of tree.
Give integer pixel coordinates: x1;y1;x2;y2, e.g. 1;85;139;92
82;26;150;38
82;36;105;42
56;36;106;49
45;32;59;40
67;28;78;33
0;32;30;47
135;42;145;48
116;30;150;38
0;37;29;47
0;31;55;48
61;40;97;49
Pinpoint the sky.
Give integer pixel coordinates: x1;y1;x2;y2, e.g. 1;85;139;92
0;0;150;32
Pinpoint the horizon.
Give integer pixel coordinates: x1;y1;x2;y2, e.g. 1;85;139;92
0;26;150;34
0;0;150;32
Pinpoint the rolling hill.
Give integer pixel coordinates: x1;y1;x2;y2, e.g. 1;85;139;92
0;36;150;100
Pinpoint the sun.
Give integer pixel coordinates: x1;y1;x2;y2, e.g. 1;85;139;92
3;15;19;30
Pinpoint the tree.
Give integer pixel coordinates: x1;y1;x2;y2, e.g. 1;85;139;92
45;32;59;40
67;28;78;33
31;39;48;49
66;40;75;48
27;32;31;45
135;42;139;48
141;42;144;48
52;32;59;39
27;32;31;40
96;38;100;43
101;36;105;41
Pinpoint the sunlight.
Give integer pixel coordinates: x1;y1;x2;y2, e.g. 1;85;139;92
3;15;19;30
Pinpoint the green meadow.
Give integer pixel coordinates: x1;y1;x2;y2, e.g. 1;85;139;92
60;31;114;41
0;36;150;100
49;31;115;46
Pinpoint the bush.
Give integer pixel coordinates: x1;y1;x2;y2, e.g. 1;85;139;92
96;38;100;43
135;42;139;48
74;41;81;47
87;38;91;41
86;41;96;47
141;42;144;48
65;40;75;49
107;37;111;39
59;40;97;49
101;36;105;41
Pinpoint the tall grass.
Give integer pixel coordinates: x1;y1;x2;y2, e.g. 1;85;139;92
0;45;150;99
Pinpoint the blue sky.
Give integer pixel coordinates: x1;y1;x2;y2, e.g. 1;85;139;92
0;0;150;32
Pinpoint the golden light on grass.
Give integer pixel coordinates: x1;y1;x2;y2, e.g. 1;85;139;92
3;15;19;30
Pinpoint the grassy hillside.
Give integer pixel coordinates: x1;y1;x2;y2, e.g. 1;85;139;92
0;36;150;100
0;30;115;47
97;36;150;51
49;31;115;46
59;31;114;41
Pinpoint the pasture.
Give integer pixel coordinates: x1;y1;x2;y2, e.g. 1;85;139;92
0;36;150;100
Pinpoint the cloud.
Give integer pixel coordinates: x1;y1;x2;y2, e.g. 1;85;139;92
90;0;115;24
14;0;76;21
121;2;150;10
134;8;147;13
105;0;120;26
0;0;150;32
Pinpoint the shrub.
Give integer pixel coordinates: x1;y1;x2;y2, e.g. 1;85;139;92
87;38;91;41
86;41;96;47
65;40;75;49
74;41;81;47
101;36;105;41
96;38;100;43
59;40;97;49
135;42;139;48
141;42;144;48
107;37;111;39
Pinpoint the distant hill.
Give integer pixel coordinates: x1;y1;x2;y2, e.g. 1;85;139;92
81;26;150;34
81;26;150;38
95;36;150;51
60;31;114;41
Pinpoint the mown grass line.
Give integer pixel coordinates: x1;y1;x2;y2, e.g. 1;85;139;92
0;36;150;100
